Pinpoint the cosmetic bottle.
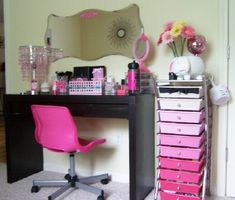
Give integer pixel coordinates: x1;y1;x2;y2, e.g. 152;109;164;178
52;80;57;95
40;82;50;94
105;75;116;95
31;67;38;95
117;79;128;96
31;79;38;95
169;72;177;80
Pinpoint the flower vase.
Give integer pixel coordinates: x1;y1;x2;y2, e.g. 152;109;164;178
187;55;205;79
169;55;204;80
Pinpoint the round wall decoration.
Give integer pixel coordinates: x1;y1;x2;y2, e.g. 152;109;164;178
107;18;136;49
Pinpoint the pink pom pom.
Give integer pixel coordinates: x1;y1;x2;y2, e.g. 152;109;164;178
187;35;206;55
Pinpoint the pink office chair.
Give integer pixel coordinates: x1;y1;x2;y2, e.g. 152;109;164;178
31;105;109;200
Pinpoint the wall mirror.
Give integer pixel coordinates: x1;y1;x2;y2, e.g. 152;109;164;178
45;4;143;61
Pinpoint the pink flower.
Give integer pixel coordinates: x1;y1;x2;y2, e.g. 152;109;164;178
164;21;174;31
181;25;195;39
157;20;206;57
157;32;164;46
162;31;174;44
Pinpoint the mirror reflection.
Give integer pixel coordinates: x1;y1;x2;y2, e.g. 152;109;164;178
45;4;143;61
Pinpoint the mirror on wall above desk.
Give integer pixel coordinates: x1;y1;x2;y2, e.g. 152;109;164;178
44;4;143;61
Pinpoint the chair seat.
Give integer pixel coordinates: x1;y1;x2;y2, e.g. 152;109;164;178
44;138;106;153
79;138;106;153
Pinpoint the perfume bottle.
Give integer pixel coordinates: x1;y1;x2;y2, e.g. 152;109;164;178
52;80;57;95
105;75;116;95
31;79;38;95
31;67;38;95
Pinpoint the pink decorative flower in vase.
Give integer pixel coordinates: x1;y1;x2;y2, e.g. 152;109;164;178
157;20;207;80
157;20;196;57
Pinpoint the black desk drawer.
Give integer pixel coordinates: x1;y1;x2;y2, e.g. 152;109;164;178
6;102;128;119
67;103;128;118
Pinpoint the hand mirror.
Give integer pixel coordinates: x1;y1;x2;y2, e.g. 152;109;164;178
132;33;150;72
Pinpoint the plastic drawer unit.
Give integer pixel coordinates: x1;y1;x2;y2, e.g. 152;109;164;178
155;79;211;200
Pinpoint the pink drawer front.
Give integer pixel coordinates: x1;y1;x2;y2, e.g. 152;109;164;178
159;110;205;123
159;156;205;172
159;122;205;136
159;191;201;200
159;180;202;195
158;98;204;111
159;134;205;148
159;145;205;160
159;168;203;184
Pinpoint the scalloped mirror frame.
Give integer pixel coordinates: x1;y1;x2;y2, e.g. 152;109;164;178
44;4;143;61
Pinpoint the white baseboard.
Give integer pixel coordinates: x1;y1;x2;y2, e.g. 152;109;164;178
44;163;129;183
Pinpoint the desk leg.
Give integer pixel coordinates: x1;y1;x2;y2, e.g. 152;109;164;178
5;114;43;183
129;95;154;200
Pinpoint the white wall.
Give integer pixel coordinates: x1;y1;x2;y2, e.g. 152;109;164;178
44;117;130;182
4;0;227;195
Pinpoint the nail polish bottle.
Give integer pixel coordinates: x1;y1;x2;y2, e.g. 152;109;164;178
117;79;128;95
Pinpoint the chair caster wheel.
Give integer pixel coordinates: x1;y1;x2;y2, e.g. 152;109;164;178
64;174;71;181
101;178;109;185
97;195;104;200
97;190;104;200
31;185;39;193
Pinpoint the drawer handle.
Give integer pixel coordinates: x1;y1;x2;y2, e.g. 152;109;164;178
177;186;181;190
177;116;181;120
177;103;181;108
177;163;181;167
177;198;180;200
178;151;181;155
178;140;181;144
177;175;181;179
177;128;181;132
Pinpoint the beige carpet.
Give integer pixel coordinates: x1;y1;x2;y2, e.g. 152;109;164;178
0;163;154;200
1;163;234;200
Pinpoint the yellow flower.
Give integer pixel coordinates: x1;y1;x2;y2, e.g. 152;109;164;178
170;21;185;37
173;20;185;27
171;24;183;37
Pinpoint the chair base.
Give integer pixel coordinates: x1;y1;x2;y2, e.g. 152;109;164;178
32;173;109;200
31;153;109;200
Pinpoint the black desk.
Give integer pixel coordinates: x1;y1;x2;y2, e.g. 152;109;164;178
4;94;154;200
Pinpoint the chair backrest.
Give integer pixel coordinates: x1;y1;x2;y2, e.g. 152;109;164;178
31;105;80;152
